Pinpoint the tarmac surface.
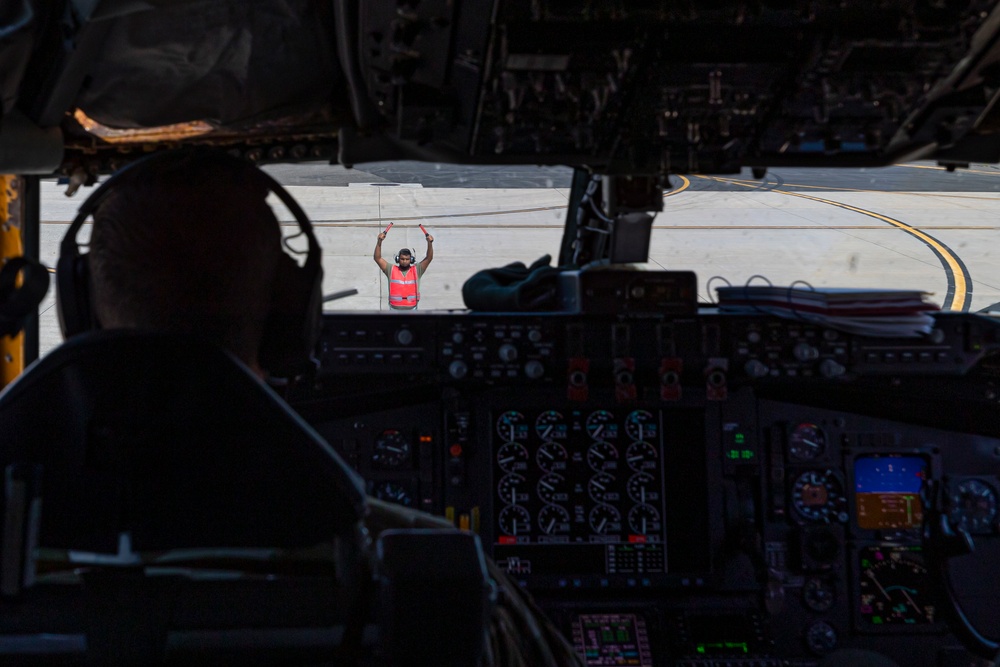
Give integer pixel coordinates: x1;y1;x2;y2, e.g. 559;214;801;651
33;161;1000;356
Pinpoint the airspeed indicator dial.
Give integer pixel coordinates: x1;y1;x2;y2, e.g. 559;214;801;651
788;423;827;462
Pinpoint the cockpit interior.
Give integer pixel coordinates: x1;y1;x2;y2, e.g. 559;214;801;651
1;2;1000;665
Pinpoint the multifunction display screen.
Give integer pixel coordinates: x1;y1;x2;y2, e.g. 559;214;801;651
572;614;653;667
854;455;926;530
857;546;937;628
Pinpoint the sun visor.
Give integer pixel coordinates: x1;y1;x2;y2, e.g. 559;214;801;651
74;0;340;129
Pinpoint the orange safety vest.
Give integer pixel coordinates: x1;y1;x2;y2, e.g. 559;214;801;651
388;265;420;309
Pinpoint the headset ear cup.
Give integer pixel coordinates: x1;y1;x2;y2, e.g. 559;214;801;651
259;254;323;377
56;253;94;338
0;257;50;338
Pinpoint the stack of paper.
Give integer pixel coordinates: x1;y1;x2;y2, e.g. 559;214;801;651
716;286;940;337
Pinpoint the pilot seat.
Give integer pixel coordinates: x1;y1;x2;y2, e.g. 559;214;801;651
0;330;492;666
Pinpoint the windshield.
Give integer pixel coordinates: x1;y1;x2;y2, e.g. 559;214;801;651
34;160;999;356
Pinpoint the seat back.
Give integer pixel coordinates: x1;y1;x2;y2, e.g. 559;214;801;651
0;330;366;552
0;332;493;666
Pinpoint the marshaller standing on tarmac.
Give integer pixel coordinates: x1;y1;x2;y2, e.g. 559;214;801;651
373;223;434;310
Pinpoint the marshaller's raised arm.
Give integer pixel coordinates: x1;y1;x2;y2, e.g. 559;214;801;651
374;231;388;272
419;233;434;273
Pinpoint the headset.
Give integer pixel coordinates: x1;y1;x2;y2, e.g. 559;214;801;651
56;149;324;377
394;248;415;264
0;256;49;339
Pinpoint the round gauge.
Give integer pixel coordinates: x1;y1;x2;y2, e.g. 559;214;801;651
496;442;529;473
497;473;528;506
858;547;936;626
535;410;568;441
588;473;618;504
625;441;658;473
804;621;837;655
625;410;657;441
803;577;835;612
536;442;568;472
627;473;659;505
498;505;531;537
587;441;619;472
788;423;827;462
589;504;622;535
538;505;571;535
948;478;998;534
790;469;847;523
586;410;618;441
372;430;411;468
537;473;568;504
496;410;529;442
627;504;661;534
372;481;413;507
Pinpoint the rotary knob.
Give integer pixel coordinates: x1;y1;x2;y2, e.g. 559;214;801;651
820;359;846;378
744;359;770;378
794;342;819;361
396;329;414;346
498;344;518;362
524;360;544;379
448;360;468;379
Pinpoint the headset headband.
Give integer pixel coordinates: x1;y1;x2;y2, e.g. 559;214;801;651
57;149;325;376
61;150;321;275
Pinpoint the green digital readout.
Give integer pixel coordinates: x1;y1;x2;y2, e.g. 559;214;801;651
695;642;750;654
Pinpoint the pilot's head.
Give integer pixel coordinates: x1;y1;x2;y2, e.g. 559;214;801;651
397;248;413;268
88;152;283;373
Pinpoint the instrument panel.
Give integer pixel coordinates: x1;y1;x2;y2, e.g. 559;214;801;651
297;309;1000;667
490;407;707;589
